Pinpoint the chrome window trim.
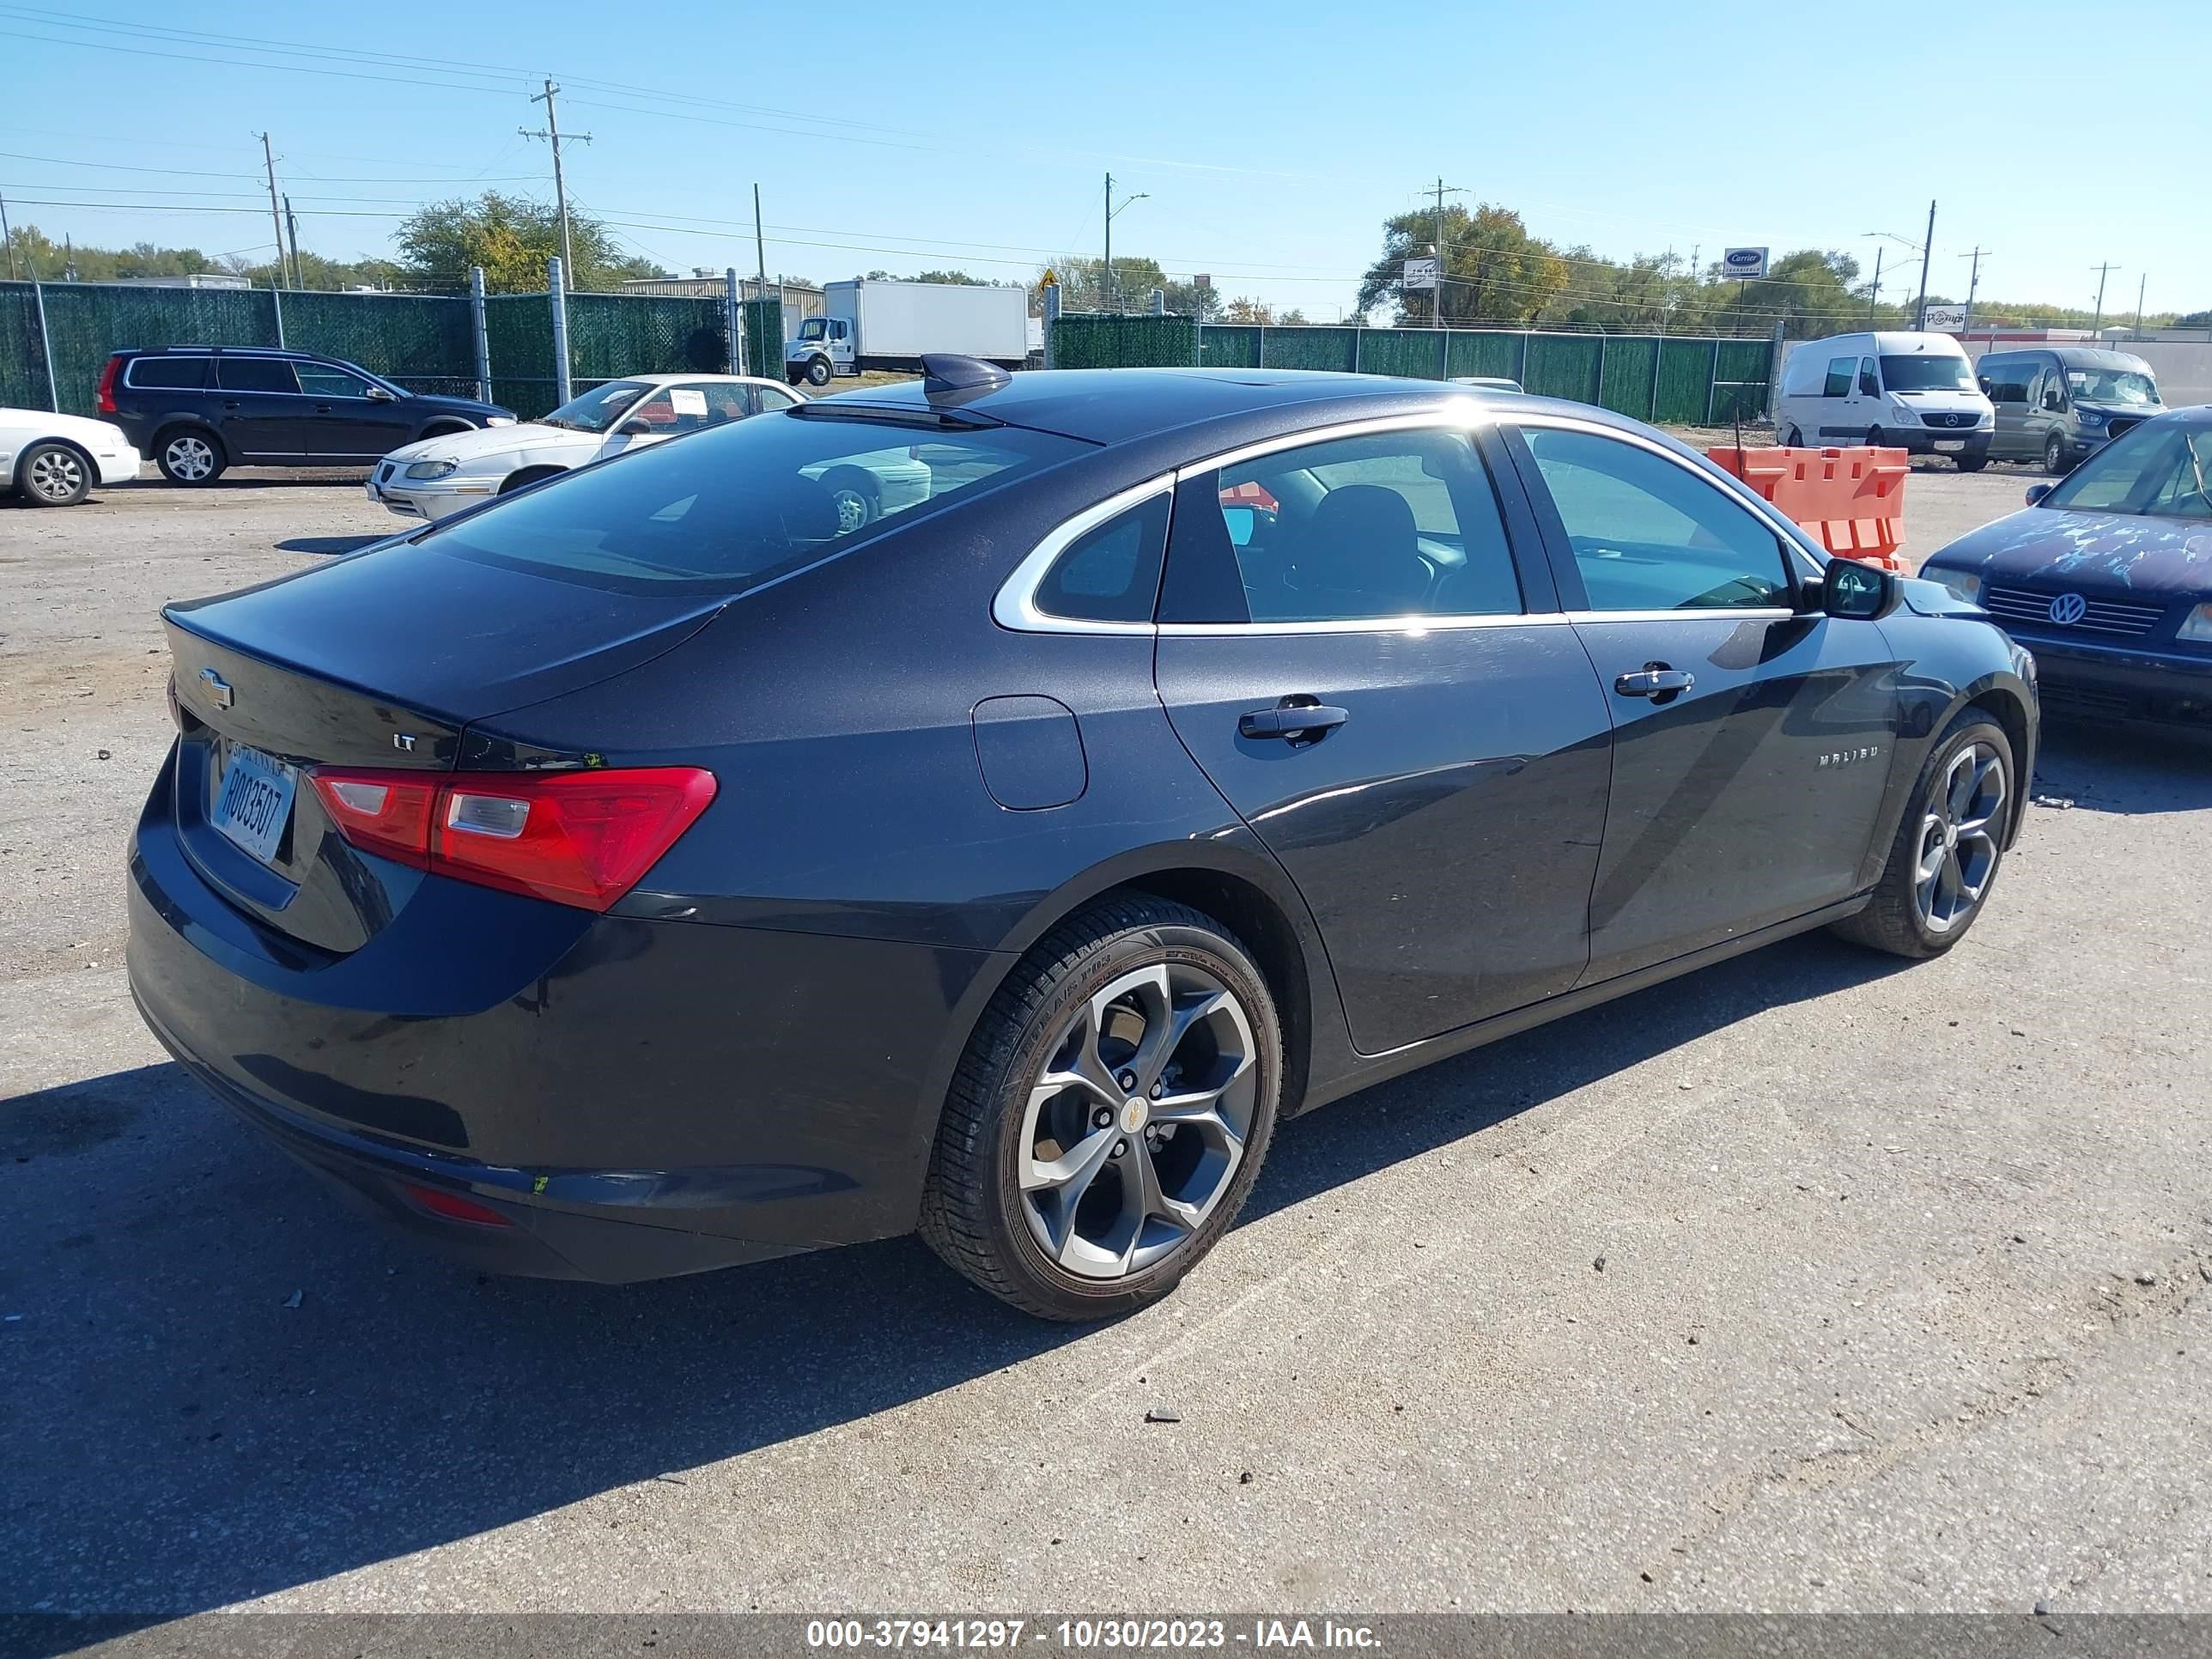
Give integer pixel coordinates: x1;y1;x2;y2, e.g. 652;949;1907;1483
1511;411;1828;581
991;472;1177;635
1158;611;1568;638
1170;404;1489;484
1564;607;1798;625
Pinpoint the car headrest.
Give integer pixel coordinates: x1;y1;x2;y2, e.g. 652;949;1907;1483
1287;485;1428;614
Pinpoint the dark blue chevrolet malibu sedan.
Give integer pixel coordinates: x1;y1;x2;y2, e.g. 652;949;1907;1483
129;361;2038;1320
1919;406;2212;732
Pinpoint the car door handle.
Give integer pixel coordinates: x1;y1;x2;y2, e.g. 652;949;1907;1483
1613;665;1695;697
1239;702;1349;740
313;404;333;414
222;400;241;410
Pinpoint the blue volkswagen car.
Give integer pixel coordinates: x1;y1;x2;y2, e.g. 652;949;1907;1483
128;362;2037;1321
1919;407;2212;730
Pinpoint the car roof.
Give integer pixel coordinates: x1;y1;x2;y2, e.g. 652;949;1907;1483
599;373;792;389
808;367;1576;448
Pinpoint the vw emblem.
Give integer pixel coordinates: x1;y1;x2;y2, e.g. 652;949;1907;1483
2046;592;2087;626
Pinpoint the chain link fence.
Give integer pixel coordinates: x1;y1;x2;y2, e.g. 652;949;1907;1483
0;277;790;422
1053;313;1778;425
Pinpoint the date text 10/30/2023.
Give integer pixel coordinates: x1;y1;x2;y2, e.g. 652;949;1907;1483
804;1620;1382;1650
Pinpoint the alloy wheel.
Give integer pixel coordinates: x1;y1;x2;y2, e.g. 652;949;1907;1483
1017;963;1257;1281
165;436;215;481
27;447;84;502
1913;741;2006;934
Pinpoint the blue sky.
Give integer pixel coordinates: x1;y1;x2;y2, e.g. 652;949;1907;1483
2;0;2205;321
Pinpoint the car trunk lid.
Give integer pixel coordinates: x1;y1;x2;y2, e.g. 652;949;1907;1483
161;541;720;953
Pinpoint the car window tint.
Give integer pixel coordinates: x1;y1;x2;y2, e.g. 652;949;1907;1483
295;364;372;398
125;356;208;389
1823;357;1856;398
757;385;799;411
1032;495;1170;624
1211;428;1521;623
1522;427;1791;612
421;415;1083;595
216;358;300;393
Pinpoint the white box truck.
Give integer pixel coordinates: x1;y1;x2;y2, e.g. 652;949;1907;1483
786;278;1031;386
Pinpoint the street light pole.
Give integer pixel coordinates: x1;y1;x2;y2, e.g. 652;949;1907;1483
1867;247;1882;324
2091;262;2118;332
1103;172;1148;313
1958;246;1987;334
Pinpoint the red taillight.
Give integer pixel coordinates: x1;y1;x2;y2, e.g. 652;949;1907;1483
309;770;437;868
96;356;119;416
404;1183;512;1228
307;765;716;912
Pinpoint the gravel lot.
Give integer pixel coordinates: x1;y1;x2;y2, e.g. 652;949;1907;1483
3;465;2209;1621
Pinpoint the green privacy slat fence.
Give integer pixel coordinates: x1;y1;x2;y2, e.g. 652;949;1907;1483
0;279;783;424
281;290;477;401
1048;313;1778;425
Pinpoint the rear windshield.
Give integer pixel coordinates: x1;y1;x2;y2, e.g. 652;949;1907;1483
418;411;1085;594
1880;355;1973;392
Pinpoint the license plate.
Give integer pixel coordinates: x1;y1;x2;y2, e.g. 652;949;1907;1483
212;744;298;866
1934;440;1965;453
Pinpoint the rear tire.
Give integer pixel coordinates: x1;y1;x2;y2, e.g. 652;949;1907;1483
1781;425;1805;448
155;429;224;486
1830;710;2014;959
16;441;91;507
920;896;1282;1322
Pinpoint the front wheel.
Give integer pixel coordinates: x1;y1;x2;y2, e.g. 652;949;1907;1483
1955;453;1988;472
2045;433;2070;476
920;896;1282;1321
16;441;91;507
1831;712;2014;959
156;430;225;486
805;356;833;388
1781;424;1805;448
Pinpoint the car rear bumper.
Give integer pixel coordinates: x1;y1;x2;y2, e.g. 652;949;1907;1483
2012;634;2212;730
126;751;1000;1281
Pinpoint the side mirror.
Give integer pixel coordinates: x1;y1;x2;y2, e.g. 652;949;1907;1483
1819;559;1899;621
365;385;398;403
2044;391;2066;411
617;418;652;436
2025;482;2054;507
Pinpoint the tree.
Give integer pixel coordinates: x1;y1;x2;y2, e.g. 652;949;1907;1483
394;192;663;293
1357;204;1569;326
1219;297;1310;326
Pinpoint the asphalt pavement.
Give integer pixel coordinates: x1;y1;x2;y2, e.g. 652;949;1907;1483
2;464;2207;1621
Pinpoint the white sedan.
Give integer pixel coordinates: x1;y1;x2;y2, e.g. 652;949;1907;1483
367;374;918;532
2;407;140;507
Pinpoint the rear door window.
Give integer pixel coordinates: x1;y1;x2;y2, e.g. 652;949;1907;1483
1521;426;1793;611
216;358;300;394
421;414;1085;594
125;356;209;390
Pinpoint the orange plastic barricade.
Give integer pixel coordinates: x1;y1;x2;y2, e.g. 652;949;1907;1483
1706;446;1908;570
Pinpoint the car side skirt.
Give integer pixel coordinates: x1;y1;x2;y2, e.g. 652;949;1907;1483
1297;892;1874;1116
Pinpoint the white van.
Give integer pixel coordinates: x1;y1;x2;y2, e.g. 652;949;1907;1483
1773;331;1995;471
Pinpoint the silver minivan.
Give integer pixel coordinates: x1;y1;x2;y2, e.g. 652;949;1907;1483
1976;347;2163;474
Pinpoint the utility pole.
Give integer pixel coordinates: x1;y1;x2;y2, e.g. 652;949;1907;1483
0;188;17;280
1867;246;1883;324
752;183;767;289
283;193;302;290
258;132;290;289
2134;273;2148;337
2090;261;2118;331
1958;246;1988;334
522;80;591;291
1429;177;1464;328
1912;199;1936;330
